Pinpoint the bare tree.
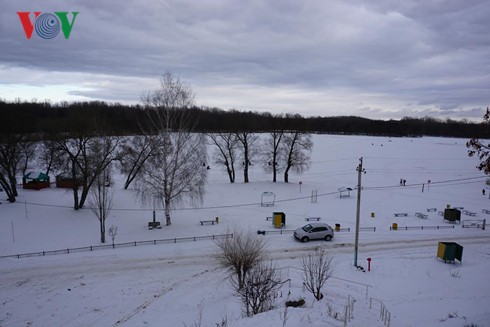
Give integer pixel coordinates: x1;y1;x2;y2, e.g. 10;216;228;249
281;131;313;183
214;230;266;290
108;225;118;247
262;130;285;182
56;133;120;210
234;261;283;317
467;107;490;174
118;135;154;189
208;132;239;183
301;247;335;301
235;132;258;183
89;167;113;243
0;134;32;202
135;72;207;226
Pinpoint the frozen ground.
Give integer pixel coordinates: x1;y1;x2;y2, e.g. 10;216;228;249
1;135;490;327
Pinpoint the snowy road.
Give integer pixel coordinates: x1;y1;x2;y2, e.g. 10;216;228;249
3;232;489;279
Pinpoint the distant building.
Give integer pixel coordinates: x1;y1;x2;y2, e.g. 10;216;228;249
55;174;81;189
22;172;50;190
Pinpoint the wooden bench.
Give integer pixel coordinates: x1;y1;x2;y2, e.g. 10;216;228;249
415;212;428;219
462;210;477;216
454;206;464;210
427;208;437;212
393;213;408;217
305;217;321;221
266;216;273;221
482;209;490;214
200;220;215;225
148;222;162;230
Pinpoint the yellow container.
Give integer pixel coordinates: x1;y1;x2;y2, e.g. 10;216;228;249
335;223;341;231
273;212;285;228
371;212;375;218
392;223;398;230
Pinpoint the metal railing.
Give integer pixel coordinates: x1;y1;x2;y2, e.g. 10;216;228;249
390;225;455;231
0;233;233;259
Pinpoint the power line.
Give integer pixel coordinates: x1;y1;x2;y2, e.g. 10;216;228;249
19;176;487;212
365;176;486;190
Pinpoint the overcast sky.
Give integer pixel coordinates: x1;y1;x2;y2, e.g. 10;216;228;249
2;0;489;120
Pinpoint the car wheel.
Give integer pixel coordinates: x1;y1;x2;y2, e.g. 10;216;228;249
301;236;309;243
324;235;332;241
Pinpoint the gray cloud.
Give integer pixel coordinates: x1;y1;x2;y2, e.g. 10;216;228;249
1;0;489;120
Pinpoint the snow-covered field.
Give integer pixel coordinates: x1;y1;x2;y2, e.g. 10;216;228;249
1;135;490;327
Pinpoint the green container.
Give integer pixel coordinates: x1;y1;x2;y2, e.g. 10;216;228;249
437;242;463;263
444;209;461;223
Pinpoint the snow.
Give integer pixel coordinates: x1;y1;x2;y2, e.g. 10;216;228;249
1;135;490;327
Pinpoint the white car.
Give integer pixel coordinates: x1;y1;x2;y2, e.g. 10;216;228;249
294;222;334;243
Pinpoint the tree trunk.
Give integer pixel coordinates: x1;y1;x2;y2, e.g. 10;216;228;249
100;218;106;243
243;143;249;183
272;160;277;183
8;176;18;197
284;168;290;183
73;186;80;210
165;198;172;226
243;160;249;183
70;160;80;210
227;166;235;183
78;186;90;209
224;158;235;183
0;179;16;203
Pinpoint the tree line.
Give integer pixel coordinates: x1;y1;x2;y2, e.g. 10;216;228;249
0;98;485;138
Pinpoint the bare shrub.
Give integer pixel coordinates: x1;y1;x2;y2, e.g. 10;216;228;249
214;230;266;290
108;225;118;246
234;261;283;317
183;299;204;327
301;247;335;301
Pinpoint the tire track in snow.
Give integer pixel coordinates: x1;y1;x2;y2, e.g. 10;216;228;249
112;267;218;327
266;234;490;261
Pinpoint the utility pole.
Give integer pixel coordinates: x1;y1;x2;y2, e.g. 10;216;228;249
354;157;365;267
